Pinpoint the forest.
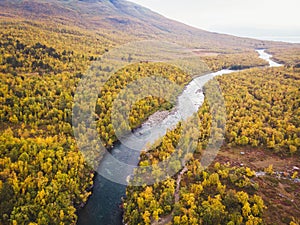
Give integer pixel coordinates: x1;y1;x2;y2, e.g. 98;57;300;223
200;51;268;71
219;67;300;154
267;47;300;67
125;162;266;225
0;21;101;224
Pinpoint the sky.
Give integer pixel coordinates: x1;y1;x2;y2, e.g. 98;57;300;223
128;0;300;42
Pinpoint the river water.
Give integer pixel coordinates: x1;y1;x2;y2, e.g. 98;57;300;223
77;49;281;225
256;49;282;67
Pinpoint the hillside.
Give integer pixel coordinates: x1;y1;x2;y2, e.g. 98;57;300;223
0;0;295;53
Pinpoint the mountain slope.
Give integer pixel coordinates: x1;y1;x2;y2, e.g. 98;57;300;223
0;0;294;52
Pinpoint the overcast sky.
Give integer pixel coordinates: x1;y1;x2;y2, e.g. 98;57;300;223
129;0;300;42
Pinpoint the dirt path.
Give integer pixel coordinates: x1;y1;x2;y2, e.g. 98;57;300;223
152;166;188;225
175;167;188;203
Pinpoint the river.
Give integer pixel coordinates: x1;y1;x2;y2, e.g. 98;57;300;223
77;49;281;225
